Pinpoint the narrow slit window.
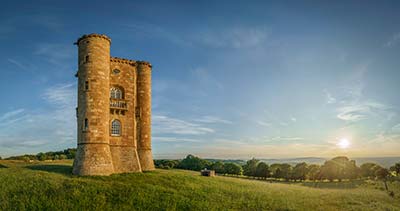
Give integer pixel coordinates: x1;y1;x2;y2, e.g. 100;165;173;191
85;81;89;90
84;118;89;131
85;55;90;63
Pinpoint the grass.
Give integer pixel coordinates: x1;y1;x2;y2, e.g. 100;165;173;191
0;160;399;211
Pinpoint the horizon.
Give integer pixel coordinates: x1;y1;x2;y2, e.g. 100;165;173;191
1;0;400;158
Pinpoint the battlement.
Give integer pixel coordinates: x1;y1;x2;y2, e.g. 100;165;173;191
110;57;153;68
137;61;152;68
76;33;111;45
110;57;136;66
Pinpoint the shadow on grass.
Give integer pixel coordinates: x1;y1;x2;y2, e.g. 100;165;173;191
0;164;8;168
25;164;72;176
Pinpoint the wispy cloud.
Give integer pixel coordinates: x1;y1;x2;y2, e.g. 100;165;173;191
0;109;25;122
122;22;270;49
0;83;76;157
42;83;75;107
196;26;270;49
384;32;400;48
33;43;74;66
324;89;336;104
153;115;214;135
337;101;390;122
153;137;202;143
256;120;271;127
195;115;232;124
392;124;400;133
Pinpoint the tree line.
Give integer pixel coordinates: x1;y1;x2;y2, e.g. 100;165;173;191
155;155;400;183
2;148;77;161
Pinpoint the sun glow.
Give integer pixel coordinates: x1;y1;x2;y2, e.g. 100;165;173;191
337;138;351;149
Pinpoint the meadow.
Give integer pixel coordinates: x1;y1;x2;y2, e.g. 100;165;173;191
0;160;399;211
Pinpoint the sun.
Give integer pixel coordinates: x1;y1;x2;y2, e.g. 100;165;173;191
337;138;351;149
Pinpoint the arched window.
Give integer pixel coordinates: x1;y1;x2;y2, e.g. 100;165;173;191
110;87;123;99
111;119;121;136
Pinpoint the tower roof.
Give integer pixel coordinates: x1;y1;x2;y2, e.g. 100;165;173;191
76;33;111;45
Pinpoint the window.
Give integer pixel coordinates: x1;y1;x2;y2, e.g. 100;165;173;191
110;87;123;99
85;81;89;90
85;55;90;63
111;119;121;136
112;69;121;75
84;118;88;131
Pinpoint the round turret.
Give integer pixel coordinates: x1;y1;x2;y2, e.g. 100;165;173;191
136;61;155;171
72;34;114;175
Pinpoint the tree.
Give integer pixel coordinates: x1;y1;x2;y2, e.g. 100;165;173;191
178;155;210;171
270;163;292;180
360;163;378;178
255;162;270;179
320;156;359;182
59;154;68;160
307;164;321;181
211;161;225;174
375;166;390;191
389;163;400;175
224;163;243;176
292;162;308;181
243;158;259;177
37;153;46;161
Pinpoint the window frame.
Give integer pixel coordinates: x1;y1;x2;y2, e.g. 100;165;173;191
110;119;121;136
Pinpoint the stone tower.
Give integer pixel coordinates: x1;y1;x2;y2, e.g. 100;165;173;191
72;34;155;176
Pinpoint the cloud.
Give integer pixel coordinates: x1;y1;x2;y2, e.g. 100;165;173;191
392;124;400;133
33;43;74;66
271;136;304;141
195;116;232;124
191;67;223;90
0;109;25;122
337;101;390;122
196;26;269;49
153;137;201;143
122;22;269;49
122;23;191;46
42;83;75;107
0;83;76;157
291;117;297;122
256;120;271;127
153;115;214;135
323;89;336;104
384;32;400;48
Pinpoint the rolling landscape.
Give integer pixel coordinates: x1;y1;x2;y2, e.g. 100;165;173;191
0;160;399;211
1;0;400;210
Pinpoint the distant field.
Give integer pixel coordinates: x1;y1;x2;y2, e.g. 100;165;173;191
0;160;399;211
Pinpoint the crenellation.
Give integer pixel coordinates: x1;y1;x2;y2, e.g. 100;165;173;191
72;33;154;176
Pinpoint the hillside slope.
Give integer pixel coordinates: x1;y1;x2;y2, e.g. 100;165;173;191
0;160;399;211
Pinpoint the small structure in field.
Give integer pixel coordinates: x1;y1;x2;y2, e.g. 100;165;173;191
201;168;215;177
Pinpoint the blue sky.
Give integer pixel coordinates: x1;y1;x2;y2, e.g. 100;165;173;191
1;0;400;158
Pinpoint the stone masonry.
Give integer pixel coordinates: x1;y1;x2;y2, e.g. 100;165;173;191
72;33;155;175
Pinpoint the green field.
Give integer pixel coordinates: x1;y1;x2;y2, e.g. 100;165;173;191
0;160;399;211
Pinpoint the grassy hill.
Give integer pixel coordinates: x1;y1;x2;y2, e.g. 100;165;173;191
0;160;399;211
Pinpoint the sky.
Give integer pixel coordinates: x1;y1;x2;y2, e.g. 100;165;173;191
0;0;400;159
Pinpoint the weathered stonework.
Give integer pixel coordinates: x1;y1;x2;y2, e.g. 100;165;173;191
72;33;155;176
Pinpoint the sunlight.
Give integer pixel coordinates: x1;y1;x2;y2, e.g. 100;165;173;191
337;138;351;149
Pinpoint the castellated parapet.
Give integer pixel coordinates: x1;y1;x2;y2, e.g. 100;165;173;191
72;33;155;176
